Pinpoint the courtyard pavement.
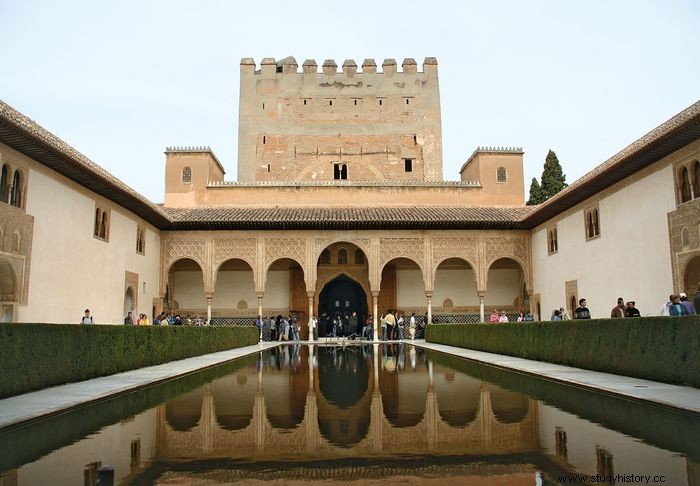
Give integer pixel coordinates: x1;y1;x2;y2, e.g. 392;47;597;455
1;338;698;432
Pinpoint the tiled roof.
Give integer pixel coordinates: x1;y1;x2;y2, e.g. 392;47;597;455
523;100;700;227
0;99;171;227
163;206;534;230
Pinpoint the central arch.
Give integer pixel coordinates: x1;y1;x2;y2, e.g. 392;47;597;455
318;274;368;336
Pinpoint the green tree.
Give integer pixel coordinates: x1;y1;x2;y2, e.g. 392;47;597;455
540;149;567;199
526;177;545;205
527;149;568;205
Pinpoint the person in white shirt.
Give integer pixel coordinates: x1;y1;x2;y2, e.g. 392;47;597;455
498;311;509;323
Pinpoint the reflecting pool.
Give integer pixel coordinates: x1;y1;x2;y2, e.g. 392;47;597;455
1;344;699;485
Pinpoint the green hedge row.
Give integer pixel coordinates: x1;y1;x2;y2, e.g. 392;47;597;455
0;324;260;398
425;316;700;387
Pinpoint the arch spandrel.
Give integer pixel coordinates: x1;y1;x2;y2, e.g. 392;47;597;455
213;238;258;286
263;238;307;289
164;239;207;277
483;237;531;291
379;238;428;288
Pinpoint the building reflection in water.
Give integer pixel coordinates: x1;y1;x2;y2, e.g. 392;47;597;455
4;344;697;485
157;344;539;458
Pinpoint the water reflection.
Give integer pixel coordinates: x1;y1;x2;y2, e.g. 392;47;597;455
1;344;699;485
158;344;539;457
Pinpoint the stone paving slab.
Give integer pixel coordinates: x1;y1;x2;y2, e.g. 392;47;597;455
415;341;700;414
0;341;281;431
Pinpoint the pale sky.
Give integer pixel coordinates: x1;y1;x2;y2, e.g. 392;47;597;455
1;0;698;203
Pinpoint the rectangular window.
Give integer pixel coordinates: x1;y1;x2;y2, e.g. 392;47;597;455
404;158;413;172
596;447;614;478
130;439;141;471
547;227;558;254
585;206;601;240
84;462;102;486
94;206;110;242
555;428;567;459
136;226;145;255
333;163;347;180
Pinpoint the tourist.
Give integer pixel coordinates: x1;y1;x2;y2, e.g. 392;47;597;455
559;307;570;320
80;309;94;324
489;310;499;323
694;284;700;313
610;297;625;318
380;313;387;341
574;298;591;319
498;311;509;323
385;310;396;340
552;309;562;321
625;301;641;317
310;315;317;340
124;311;133;325
679;293;696;315
396;313;405;340
523;312;534;321
669;295;689;316
349;311;358;337
362;315;373;340
194;314;204;326
409;312;416;340
516;311;525;322
658;295;673;316
278;316;290;341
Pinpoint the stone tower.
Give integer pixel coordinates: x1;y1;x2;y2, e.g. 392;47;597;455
237;56;443;182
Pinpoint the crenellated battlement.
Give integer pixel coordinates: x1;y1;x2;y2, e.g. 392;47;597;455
165;146;213;153
240;56;438;75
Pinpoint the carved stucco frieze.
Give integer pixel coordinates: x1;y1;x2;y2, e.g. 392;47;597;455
213;238;257;270
380;238;425;276
165;238;207;271
484;237;529;271
431;238;478;268
264;238;306;268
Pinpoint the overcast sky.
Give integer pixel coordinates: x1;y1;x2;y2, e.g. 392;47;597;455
1;0;698;203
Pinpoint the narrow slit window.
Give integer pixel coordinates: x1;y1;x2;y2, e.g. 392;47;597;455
404;158;413;172
354;99;358;106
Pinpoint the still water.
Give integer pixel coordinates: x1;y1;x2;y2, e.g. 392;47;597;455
0;344;698;485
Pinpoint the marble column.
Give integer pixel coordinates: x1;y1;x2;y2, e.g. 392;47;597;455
372;291;379;343
307;292;314;342
478;292;486;323
257;293;264;343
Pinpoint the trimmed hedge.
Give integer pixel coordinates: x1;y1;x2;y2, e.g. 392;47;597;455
425;316;700;387
0;324;259;398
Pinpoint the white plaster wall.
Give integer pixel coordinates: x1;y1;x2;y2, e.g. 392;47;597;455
19;159;161;324
173;269;290;312
532;164;676;318
538;403;688;483
211;270;256;309
484;269;519;307
173;271;206;309
433;269;479;306
396;269;426;308
17;408;157;485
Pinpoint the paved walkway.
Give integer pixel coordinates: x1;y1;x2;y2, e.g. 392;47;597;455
0;341;281;431
2;339;698;431
415;341;700;414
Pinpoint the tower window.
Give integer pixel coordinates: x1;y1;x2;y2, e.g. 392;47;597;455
263;136;266;144
497;167;507;183
181;166;192;183
329;100;333;106
354;99;358;106
303;99;307;105
267;164;271;173
333;163;348;180
379;99;383;106
406;98;410;105
262;103;265;110
404;158;413;172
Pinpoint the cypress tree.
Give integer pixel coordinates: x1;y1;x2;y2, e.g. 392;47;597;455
540;149;567;199
526;177;545;205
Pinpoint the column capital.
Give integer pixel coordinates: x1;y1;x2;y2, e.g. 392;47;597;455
205;293;214;300
256;291;264;299
371;291;380;298
425;291;433;299
307;291;314;299
477;291;487;299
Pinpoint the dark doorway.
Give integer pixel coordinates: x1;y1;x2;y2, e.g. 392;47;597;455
318;274;368;336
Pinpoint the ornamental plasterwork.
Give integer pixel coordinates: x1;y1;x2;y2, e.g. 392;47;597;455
313;238;333;259
431;238;478;268
213;238;257;270
264;238;306;268
165;238;207;271
379;238;425;269
484;237;529;271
